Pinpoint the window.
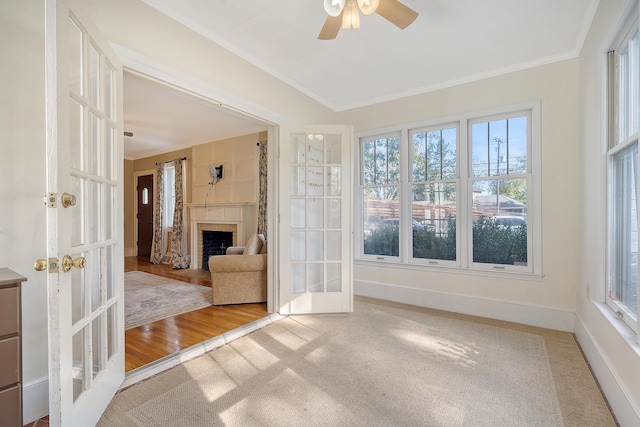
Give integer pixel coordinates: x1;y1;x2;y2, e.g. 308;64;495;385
357;105;539;276
410;125;457;262
470;114;529;267
163;164;176;229
607;16;640;330
141;187;149;205
361;134;401;257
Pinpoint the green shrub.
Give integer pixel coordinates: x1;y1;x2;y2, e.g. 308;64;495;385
364;216;527;266
472;216;527;265
413;217;456;260
364;225;399;256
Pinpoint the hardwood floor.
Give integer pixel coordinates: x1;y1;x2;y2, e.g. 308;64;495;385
124;257;268;372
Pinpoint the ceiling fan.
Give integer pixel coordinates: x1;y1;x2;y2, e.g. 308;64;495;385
318;0;419;40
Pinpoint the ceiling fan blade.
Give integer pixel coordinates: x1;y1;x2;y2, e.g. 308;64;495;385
318;14;342;40
376;0;418;29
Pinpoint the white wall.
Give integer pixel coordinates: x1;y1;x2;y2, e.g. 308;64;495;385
342;59;581;331
577;0;640;425
0;1;50;422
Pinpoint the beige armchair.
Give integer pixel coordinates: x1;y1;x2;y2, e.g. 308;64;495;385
208;233;267;305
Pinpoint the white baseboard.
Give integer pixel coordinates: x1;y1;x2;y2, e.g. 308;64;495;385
23;376;48;424
354;280;575;332
574;315;640;427
124;247;135;257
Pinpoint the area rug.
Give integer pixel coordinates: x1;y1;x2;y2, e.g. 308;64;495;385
125;271;212;330
100;297;616;426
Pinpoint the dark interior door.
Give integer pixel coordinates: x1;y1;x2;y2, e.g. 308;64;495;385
137;174;154;258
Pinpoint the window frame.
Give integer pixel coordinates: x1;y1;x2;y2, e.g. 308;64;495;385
606;11;640;331
359;131;402;261
408;122;460;268
467;110;534;274
355;102;542;279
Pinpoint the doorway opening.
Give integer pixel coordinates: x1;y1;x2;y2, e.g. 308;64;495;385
123;69;276;381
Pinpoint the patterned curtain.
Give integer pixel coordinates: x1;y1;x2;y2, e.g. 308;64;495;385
149;162;164;264
170;158;189;269
257;141;268;238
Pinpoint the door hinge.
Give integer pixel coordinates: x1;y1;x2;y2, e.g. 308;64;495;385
44;192;57;208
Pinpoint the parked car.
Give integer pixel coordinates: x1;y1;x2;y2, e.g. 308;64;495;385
493;215;526;228
381;218;435;231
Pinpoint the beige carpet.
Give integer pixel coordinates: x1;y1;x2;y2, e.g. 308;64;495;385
125;271;212;330
102;297;616;426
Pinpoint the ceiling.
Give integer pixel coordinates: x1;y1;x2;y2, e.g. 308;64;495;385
123;73;267;159
124;0;600;159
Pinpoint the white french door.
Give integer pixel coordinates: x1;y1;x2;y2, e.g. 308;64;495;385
45;0;124;425
278;125;353;314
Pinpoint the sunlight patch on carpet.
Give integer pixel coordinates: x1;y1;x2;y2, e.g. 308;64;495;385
120;301;565;426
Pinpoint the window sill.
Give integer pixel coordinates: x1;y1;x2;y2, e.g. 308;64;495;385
591;299;640;355
354;258;544;282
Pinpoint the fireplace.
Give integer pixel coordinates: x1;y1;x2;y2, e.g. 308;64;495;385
201;230;233;271
196;222;238;270
187;203;257;270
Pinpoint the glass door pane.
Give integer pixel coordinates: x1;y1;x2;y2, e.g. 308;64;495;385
280;126;352;314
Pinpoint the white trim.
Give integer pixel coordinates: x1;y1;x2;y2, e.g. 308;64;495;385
355;279;574;332
575;309;640;427
22;376;49;424
121;313;284;388
354;259;544;282
111;43;284;126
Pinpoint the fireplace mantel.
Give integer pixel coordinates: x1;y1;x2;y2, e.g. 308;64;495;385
187;203;257;269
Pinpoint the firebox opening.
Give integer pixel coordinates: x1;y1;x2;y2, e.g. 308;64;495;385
201;230;233;271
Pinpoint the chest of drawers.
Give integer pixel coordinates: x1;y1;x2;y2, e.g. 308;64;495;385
0;269;26;427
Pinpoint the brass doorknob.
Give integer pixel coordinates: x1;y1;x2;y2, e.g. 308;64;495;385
34;259;48;271
61;193;76;208
62;255;85;272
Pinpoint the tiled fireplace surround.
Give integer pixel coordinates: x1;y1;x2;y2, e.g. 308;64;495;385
187;203;257;270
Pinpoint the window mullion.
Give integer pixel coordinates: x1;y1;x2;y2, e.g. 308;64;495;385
459;119;470;268
506;119;510;174
400;128;411;262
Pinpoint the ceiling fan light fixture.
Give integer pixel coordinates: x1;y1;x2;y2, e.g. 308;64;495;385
323;0;346;17
342;0;360;29
357;0;379;15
